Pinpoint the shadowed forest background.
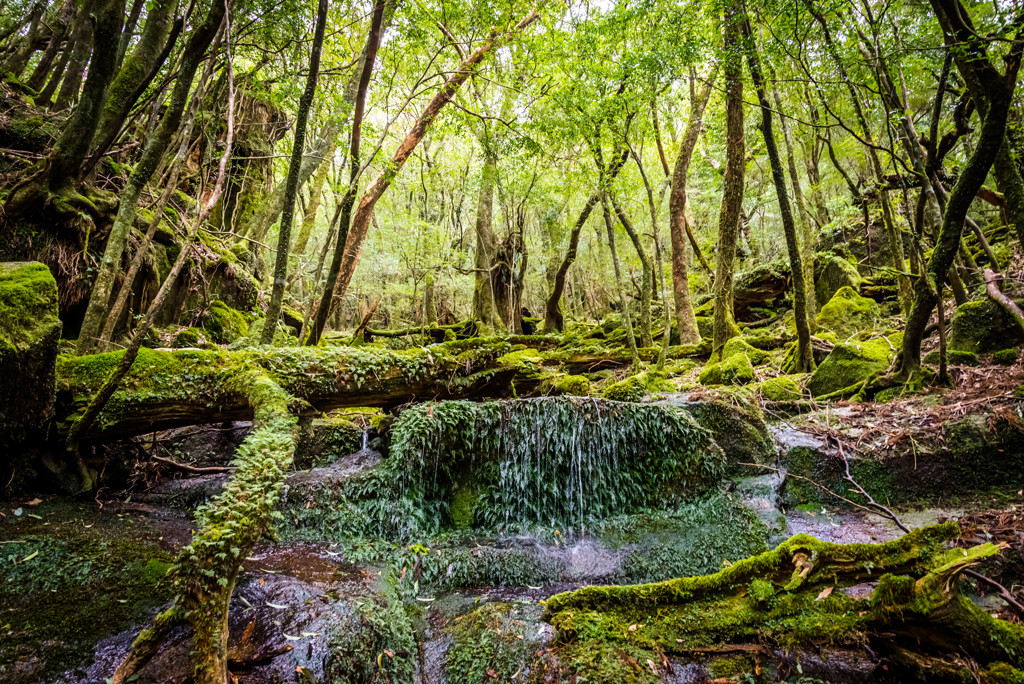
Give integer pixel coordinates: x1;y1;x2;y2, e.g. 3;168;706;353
3;0;1024;680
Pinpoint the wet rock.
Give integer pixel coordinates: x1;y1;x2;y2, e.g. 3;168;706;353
0;261;61;452
294;415;365;469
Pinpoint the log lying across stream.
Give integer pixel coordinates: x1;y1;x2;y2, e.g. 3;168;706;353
56;336;705;442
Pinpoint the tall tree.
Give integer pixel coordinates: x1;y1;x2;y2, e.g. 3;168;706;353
262;0;329;344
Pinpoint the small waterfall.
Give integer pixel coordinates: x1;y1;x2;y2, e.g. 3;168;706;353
387;397;724;535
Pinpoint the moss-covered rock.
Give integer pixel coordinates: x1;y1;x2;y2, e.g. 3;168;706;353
722;336;771;366
0;262;61;450
949;299;1024;353
923;349;980;366
807;336;893;397
602;373;650;401
815;253;862;305
172;327;204;348
816;286;879;339
757;375;803;401
993;348;1020;365
699;353;755;386
202;300;250;344
678;400;775;472
550;373;591;396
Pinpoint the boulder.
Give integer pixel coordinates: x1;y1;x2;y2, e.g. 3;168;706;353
949;299;1024;353
699;352;755;386
815;253;861;305
807;336;894;397
0;262;61;450
816;286;879;339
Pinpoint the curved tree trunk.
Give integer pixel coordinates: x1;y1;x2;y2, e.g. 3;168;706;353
669;68;716;344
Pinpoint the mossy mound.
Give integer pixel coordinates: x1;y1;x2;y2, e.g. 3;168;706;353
994;348;1020;365
602;373;650;401
949;299;1024;353
172;326;205;348
815;286;879;339
202;299;249;344
0;525;173;682
699;352;755;386
0;261;61;450
923;349;979;366
550;373;591;396
815;253;862;305
757;375;803;401
722;337;771;366
807;336;894;397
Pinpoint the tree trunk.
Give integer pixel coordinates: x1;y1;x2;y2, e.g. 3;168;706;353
25;0;77;90
291;140;336;257
75;0;226;355
262;0;328;344
608;193;653;347
669;69;716;344
472;153;499;328
742;14;814;373
52;4;96;111
900;0;1021;373
86;0;181;170
711;0;745;360
0;0;45;78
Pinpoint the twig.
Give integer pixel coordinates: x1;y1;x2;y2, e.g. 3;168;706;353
964;568;1024;617
834;438;910;533
151;454;235;474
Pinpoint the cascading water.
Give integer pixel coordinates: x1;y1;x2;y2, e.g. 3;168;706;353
387;397;726;535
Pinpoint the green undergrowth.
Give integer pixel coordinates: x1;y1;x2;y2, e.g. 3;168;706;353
445;602;539;682
0;533;173;682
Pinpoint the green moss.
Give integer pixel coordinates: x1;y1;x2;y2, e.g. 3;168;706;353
449;479;479;529
445;603;536;682
949;300;1024;353
815;286;879;338
294;416;363;469
807;336;894;397
0;533;173;680
550;373;592;396
172;327;204;348
699;353;755;386
202;300;249;344
602;373;650;401
757;375;803;401
722;337;771;366
923;349;980;366
815;253;862;305
993;348;1020;365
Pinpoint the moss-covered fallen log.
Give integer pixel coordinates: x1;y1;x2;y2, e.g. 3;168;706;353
543;523;1024;683
56;337;714;442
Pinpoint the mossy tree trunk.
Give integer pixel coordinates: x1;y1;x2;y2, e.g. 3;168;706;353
262;0;328;344
711;0;745;361
24;0;77;90
75;0;226;355
472;152;500;329
85;0;181;170
900;0;1021;373
669;68;716;344
742;14;814;373
608;193;652;347
51;4;95;110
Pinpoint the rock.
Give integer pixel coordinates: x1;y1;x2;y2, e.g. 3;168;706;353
202;299;249;343
0;262;61;450
675;399;776;472
699;352;755;386
993;348;1020;365
807;336;894;397
294;415;365;469
815;286;879;339
756;375;803;401
949;299;1024;353
815;253;862;305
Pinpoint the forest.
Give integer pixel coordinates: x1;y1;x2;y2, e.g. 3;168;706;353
2;0;1024;680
